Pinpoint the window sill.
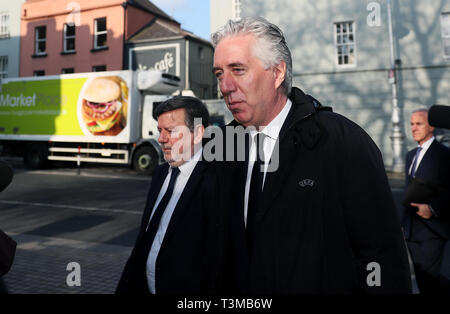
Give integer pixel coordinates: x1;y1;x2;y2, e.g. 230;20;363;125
0;34;10;40
61;51;76;55
32;53;48;58
336;63;357;69
91;46;109;53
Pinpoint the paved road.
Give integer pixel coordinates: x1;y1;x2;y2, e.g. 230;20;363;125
0;158;151;293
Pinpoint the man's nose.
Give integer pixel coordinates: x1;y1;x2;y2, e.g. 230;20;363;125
219;73;236;95
158;131;167;143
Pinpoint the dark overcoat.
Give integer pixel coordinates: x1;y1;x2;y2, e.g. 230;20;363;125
221;87;412;294
116;160;228;294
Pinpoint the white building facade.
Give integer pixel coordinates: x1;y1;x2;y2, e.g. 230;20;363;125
210;0;242;34
0;0;25;79
211;0;450;170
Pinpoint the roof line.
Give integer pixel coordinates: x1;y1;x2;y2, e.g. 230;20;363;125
127;17;158;40
126;34;212;46
126;0;180;25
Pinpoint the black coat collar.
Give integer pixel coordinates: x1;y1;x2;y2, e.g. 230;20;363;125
225;87;331;150
284;87;330;149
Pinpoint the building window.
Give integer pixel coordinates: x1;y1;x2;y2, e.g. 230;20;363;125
62;68;74;74
0;56;8;78
92;65;106;72
233;0;241;20
334;21;356;66
33;70;45;76
0;12;10;39
441;12;450;59
35;26;46;55
64;23;76;52
94;17;107;49
232;0;241;20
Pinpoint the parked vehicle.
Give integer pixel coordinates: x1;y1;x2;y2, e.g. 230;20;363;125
0;70;183;175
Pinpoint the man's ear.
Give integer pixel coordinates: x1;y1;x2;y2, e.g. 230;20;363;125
193;124;205;145
273;60;286;90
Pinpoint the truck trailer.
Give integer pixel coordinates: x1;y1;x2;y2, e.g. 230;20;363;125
0;70;184;175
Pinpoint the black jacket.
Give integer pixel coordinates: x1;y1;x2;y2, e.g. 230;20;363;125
403;140;450;240
116;160;228;294
0;161;15;277
222;87;412;294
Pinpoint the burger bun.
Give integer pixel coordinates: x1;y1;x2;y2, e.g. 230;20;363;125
83;77;121;103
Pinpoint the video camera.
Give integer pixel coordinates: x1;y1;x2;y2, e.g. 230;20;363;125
429;105;450;129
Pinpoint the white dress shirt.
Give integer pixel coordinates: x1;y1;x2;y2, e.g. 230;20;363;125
244;99;292;227
146;147;202;294
408;136;435;175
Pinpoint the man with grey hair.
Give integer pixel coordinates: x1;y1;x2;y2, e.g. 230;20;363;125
402;108;450;293
212;17;412;293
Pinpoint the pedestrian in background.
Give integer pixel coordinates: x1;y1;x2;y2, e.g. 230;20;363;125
402;108;450;293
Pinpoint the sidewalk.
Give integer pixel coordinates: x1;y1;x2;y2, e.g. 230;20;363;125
2;233;131;294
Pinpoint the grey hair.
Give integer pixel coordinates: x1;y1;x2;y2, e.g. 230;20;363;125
211;17;292;96
412;108;428;114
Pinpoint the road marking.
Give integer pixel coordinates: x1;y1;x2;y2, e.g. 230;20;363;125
29;170;151;181
0;200;142;215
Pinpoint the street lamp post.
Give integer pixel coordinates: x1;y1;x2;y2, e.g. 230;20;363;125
387;0;404;173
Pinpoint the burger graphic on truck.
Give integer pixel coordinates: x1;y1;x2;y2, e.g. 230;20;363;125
79;76;128;136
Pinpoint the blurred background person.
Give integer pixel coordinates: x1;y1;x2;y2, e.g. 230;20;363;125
402;108;450;293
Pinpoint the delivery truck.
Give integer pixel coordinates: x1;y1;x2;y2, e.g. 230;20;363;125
0;70;185;175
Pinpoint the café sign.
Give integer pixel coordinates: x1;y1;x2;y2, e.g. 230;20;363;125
130;44;180;76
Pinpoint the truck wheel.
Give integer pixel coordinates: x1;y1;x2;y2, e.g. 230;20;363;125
133;146;158;175
24;143;48;169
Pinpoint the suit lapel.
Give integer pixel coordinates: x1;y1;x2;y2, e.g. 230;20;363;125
406;150;414;171
158;160;208;254
403;148;421;239
260;136;297;217
140;164;169;233
414;140;437;178
258;88;320;217
232;158;251;291
405;149;416;183
259;103;298;218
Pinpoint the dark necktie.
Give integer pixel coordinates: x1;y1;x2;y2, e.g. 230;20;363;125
247;133;265;253
410;147;422;177
135;166;180;291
